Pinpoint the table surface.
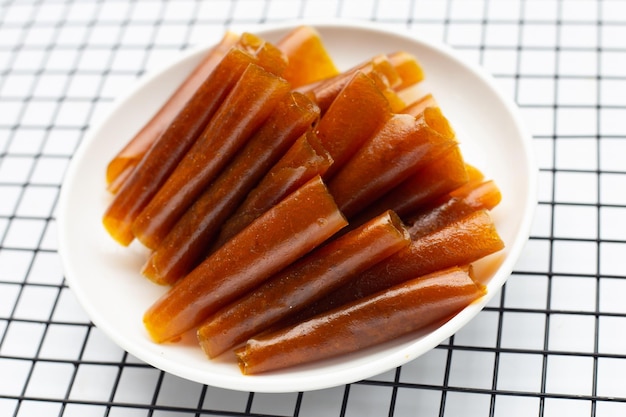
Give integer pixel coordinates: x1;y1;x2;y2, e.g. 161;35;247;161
1;0;625;416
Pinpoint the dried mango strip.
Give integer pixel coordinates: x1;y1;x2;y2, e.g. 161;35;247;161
142;92;320;285
465;164;486;182
365;69;407;113
387;51;425;91
132;64;291;249
236;266;485;375
407;179;502;238
197;210;410;358
284;209;503;325
328;107;457;218
102;47;260;246
314;71;393;179
102;34;289;247
276;25;339;87
400;93;438;117
105;31;240;193
354;145;469;223
298;54;401;114
211;130;333;252
143;176;347;344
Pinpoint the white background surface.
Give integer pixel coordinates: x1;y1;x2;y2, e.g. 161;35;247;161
1;0;625;416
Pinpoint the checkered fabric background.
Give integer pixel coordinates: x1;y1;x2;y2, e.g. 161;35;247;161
1;0;625;416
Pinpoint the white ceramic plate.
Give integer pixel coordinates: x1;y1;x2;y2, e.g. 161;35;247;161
58;21;536;393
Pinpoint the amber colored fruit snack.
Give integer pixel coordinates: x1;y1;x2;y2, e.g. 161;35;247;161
276;209;504;330
198;210;410;358
236;266;485;375
210;130;334;253
103;35;287;246
102;25;505;374
276;25;340;88
143;176;347;344
142;92;320;285
298;53;410;114
132;64;291;249
354;145;469;222
314;71;393;179
327;107;456;218
105;31;240;194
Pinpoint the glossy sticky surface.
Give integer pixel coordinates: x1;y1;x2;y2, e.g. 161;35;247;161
57;22;535;393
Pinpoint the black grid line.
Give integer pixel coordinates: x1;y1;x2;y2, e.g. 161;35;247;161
1;0;626;416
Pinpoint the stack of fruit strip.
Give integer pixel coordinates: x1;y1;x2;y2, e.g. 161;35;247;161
102;26;505;375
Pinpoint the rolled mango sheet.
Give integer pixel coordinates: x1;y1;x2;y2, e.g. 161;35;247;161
236;266;486;375
251;34;289;77
400;92;438;118
365;68;407;113
197;210;411;358
314;71;393;179
276;25;339;88
103;35;287;246
284;209;504;325
103;47;258;246
211;130;333;252
387;51;425;91
143;175;347;344
132;63;292;250
464;164;486;182
407;179;502;239
328;107;457;219
298;54;401;114
142;92;320;285
354;145;469;224
105;31;239;193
